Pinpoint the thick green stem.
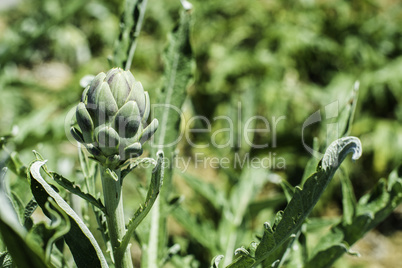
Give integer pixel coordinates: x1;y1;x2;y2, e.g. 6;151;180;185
101;167;133;268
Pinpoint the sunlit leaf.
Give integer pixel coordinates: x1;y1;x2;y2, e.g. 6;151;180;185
29;161;108;268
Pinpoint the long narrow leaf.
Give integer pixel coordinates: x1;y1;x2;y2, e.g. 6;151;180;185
30;161;108;268
50;171;106;213
152;8;193;165
145;6;193;267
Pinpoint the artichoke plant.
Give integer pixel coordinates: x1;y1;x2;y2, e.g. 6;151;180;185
71;68;158;169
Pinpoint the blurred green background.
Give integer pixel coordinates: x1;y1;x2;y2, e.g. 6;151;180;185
1;0;402;267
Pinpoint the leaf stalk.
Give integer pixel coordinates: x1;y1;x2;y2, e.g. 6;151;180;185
101;167;133;268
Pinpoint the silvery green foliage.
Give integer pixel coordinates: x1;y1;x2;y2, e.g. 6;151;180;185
226;137;363;267
71;68;158;169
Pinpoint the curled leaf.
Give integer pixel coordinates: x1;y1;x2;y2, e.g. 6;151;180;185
30;161;108;268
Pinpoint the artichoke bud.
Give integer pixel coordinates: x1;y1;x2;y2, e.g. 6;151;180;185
71;68;158;169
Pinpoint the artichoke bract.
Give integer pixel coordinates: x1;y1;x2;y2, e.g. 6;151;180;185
71;68;158;169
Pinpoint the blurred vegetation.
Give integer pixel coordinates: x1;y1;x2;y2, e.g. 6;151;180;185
1;0;402;267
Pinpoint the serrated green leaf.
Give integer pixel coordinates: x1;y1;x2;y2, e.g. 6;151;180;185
259;137;361;258
145;7;193;267
255;223;275;256
260;234;292;268
227;137;362;267
261;233;298;268
29;161;108;268
50;171;106;213
227;248;255;268
117;151;164;255
152;8;193;172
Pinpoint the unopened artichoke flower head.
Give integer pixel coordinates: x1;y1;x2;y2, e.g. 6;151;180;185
71;68;158;169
